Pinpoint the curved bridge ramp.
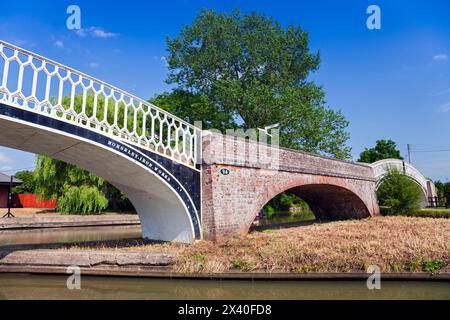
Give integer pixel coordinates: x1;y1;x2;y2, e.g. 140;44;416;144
370;159;437;208
0;40;201;243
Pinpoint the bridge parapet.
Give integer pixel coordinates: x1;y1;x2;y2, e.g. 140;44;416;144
202;132;375;181
0;40;200;168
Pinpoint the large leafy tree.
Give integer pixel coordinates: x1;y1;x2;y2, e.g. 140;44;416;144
159;8;351;159
358;139;403;163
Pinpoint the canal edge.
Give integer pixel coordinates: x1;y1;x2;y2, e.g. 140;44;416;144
1;265;449;281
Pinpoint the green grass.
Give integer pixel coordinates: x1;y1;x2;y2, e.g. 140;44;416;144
422;259;447;273
380;207;450;219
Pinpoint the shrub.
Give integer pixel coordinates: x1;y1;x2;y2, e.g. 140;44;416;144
377;169;423;215
422;259;446;273
265;205;275;219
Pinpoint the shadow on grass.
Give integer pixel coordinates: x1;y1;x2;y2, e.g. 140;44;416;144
250;219;319;232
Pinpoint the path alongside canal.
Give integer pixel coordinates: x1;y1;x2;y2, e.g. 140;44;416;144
0;214;140;230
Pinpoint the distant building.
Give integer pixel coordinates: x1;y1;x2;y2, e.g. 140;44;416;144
0;173;22;208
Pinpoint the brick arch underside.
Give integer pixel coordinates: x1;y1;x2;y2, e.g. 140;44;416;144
276;184;371;220
248;176;375;233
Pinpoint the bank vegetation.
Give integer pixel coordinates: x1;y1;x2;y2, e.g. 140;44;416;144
59;216;449;274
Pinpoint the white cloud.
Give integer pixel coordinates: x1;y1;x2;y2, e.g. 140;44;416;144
433;54;448;62
11;39;35;48
91;28;118;38
75;27;119;39
0;166;13;172
89;62;99;68
0;153;11;164
432;88;450;96
440;103;450;113
160;56;169;67
54;40;64;48
153;55;169;67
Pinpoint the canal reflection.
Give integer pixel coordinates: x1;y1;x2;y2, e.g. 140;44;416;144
0;225;142;246
0;275;448;300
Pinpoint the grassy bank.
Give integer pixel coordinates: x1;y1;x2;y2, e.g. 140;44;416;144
54;216;450;274
380;207;450;219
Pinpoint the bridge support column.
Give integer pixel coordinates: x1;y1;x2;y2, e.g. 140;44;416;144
118;185;195;244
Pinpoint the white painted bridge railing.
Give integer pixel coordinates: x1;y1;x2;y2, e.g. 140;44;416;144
370;159;433;196
0;40;200;169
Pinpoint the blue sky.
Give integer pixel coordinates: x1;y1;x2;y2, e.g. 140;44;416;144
0;0;449;181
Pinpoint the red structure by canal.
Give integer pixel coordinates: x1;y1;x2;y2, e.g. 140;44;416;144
0;173;56;209
17;194;56;209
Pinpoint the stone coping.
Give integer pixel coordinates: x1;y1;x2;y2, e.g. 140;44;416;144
0;215;140;230
0;249;175;267
0;265;448;281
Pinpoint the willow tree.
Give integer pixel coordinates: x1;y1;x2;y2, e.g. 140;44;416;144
34;93;133;214
34;156;109;214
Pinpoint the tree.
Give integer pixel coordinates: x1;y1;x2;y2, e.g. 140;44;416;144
358;139;403;163
435;181;444;194
161;8;351;159
436;181;450;202
12;170;35;194
33;156;108;214
33;93;134;214
377;169;423;214
445;183;450;200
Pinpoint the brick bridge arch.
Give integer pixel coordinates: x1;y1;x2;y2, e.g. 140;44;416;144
201;133;379;241
257;182;372;222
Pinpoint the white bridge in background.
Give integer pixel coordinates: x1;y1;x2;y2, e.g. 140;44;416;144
369;159;437;208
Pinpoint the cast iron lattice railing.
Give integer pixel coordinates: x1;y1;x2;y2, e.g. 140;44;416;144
0;40;200;169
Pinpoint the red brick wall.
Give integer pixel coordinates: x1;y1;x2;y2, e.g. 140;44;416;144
201;133;380;241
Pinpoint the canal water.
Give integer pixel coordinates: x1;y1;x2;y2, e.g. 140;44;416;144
0;274;448;300
0;217;448;300
256;211;315;226
0;212;311;246
0;225;142;246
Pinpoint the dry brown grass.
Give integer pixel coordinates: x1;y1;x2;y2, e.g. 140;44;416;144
55;216;450;274
175;216;450;274
55;238;187;254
